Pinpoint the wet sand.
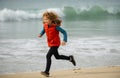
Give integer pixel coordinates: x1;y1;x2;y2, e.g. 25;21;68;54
0;66;120;78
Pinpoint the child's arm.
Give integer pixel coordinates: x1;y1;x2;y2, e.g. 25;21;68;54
38;28;45;37
56;26;67;45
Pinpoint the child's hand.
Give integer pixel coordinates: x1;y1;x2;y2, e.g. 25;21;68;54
38;34;42;38
61;41;66;46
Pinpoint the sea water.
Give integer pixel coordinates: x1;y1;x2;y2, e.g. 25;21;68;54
0;0;120;74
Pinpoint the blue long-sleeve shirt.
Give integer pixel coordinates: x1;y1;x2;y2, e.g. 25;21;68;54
40;26;67;42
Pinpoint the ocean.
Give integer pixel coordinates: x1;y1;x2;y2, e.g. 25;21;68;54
0;0;120;74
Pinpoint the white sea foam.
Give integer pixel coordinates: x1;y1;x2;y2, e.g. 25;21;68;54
0;6;120;22
0;8;64;22
0;37;120;56
0;8;42;22
0;37;120;74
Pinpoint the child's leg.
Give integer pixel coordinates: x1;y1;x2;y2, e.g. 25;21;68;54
45;47;54;73
53;46;76;66
44;46;76;74
53;46;70;60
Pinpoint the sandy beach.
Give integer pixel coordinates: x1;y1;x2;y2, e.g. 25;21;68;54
0;66;120;78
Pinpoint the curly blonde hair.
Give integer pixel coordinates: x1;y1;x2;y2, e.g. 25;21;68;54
54;18;62;26
43;11;62;26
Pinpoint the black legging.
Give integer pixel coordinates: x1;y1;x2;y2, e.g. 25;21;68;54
45;46;70;73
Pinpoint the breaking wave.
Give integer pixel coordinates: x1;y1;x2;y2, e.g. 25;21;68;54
0;6;120;22
63;6;120;20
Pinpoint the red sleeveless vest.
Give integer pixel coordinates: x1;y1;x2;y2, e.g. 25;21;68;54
44;23;60;47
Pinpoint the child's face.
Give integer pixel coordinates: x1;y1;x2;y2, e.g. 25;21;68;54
43;16;51;25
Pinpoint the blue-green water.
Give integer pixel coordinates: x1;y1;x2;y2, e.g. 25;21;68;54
0;0;120;74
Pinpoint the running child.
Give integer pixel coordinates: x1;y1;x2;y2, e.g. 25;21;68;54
38;11;76;77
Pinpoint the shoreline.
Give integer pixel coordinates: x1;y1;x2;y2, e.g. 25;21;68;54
0;66;120;78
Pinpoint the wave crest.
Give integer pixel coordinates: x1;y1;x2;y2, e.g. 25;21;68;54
0;6;120;22
63;6;120;20
0;8;42;22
